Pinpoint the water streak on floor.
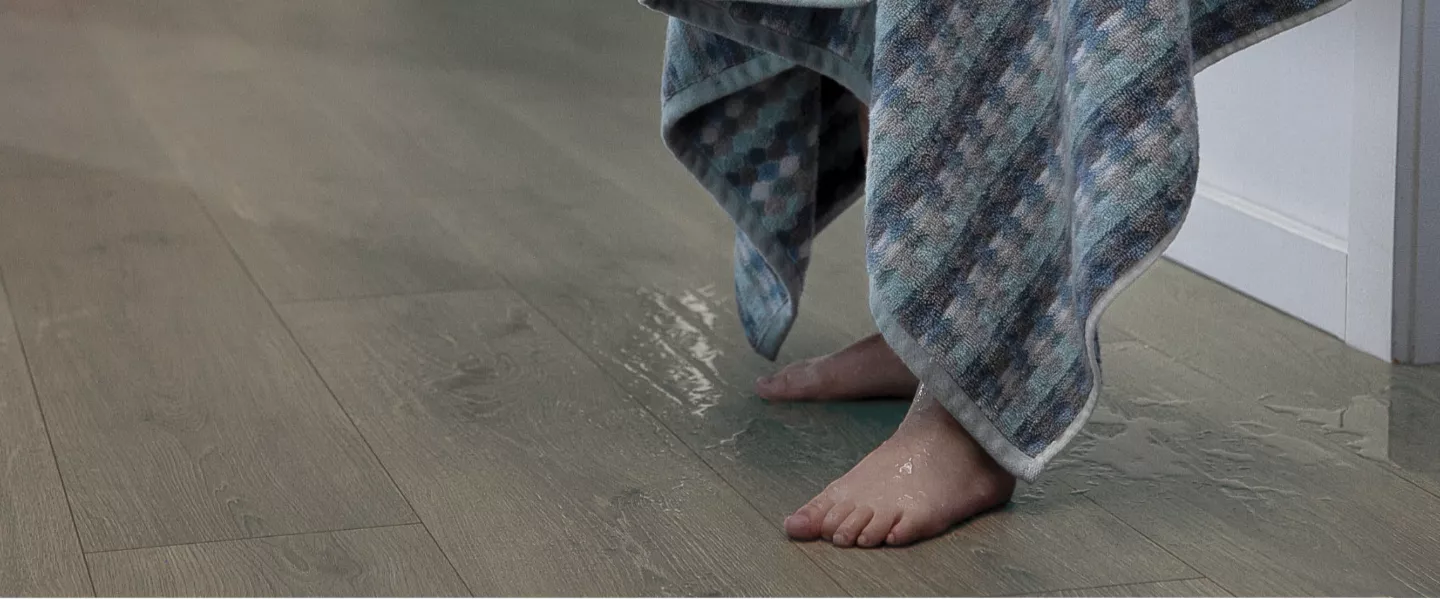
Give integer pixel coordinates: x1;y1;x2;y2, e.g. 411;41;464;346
615;287;728;417
1261;393;1392;463
1;1;1438;595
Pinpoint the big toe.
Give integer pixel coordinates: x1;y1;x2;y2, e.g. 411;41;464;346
756;363;822;401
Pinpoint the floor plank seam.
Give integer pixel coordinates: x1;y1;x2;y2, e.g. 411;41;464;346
1070;489;1208;583
97;51;472;584
496;281;868;598
0;265;100;597
1003;576;1219;598
1085;330;1407;597
92;36;480;586
1110;324;1440;504
279;57;859;593
1098;511;1240;598
95;45;502;594
183;189;477;597
80;522;428;557
271;285;510;307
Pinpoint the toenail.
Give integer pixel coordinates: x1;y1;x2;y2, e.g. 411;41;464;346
857;535;870;545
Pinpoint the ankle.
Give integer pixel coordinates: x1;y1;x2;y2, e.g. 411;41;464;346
898;390;956;429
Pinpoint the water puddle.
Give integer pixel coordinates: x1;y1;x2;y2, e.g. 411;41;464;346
704;417;759;454
1067;408;1193;481
1056;405;1303;501
1259;394;1391;464
1227;419;1347;467
616;286;728;417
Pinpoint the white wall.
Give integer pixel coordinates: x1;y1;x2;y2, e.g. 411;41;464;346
1165;1;1405;360
1195;4;1359;240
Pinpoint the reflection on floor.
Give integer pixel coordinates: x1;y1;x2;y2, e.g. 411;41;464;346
0;1;1436;596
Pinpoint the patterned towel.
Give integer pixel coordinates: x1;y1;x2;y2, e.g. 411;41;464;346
644;0;1348;480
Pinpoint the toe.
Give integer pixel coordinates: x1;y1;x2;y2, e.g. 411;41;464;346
831;507;873;548
886;509;950;547
857;509;899;548
757;362;818;400
784;495;834;540
886;512;921;547
820;501;856;541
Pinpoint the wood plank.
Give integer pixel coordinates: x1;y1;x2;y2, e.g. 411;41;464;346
1049;338;1440;596
0;6;173;183
87;525;468;597
1111;260;1393;403
1034;578;1231;598
279;290;845;597
0;163;416;552
76;9;505;304
0;0;105;82
0;278;90;596
478;276;1197;597
1107;260;1440;497
223;16;1202;594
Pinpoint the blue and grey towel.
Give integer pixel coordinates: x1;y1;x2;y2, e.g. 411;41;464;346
645;0;1349;480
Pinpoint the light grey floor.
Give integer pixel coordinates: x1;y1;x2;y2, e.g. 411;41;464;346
1;1;1437;596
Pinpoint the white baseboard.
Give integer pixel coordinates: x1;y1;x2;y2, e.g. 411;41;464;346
1165;181;1350;338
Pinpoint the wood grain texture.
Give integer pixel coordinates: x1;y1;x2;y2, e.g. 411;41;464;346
87;525;468;597
1049;336;1440;596
323;66;1196;599
1033;578;1232;597
0;279;90;596
0;3;173;182
75;3;506;304
280;290;844;597
0;167;415;552
230;11;1202;593
1108;261;1440;498
479;280;1198;598
7;1;1436;595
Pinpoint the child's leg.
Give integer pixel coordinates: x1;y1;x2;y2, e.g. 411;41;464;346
754;111;921;403
769;107;1017;548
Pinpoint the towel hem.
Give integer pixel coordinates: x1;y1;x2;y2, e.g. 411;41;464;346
662;55;806;358
652;0;1353;477
873;197;1193;482
873;0;1351;481
1193;0;1353;73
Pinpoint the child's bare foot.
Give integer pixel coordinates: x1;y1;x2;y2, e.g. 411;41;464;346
783;391;1016;547
755;334;919;401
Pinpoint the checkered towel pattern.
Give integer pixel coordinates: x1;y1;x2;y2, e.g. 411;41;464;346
645;0;1348;479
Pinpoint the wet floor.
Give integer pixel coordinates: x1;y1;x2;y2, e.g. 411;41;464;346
0;0;1437;596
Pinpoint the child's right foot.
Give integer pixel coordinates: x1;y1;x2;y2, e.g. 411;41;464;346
783;391;1016;547
755;334;919;401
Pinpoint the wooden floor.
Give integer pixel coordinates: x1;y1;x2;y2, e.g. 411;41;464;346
1;1;1437;596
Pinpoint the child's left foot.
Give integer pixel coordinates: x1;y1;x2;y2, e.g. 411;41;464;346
783;391;1016;547
755;334;917;402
